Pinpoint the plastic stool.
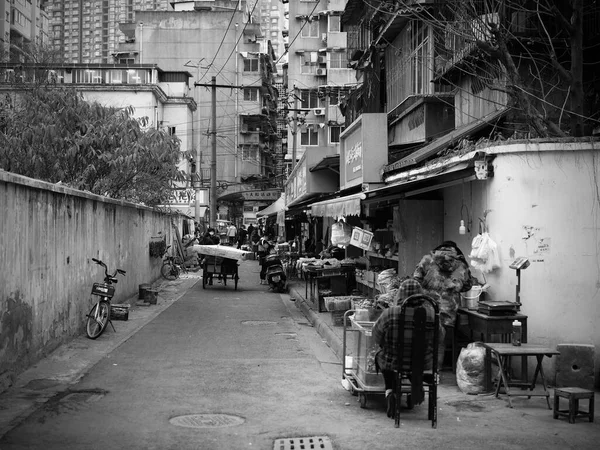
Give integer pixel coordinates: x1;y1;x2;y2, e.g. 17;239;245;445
553;387;595;423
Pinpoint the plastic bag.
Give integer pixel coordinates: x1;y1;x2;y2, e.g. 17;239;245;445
456;342;486;394
330;222;352;246
469;232;501;273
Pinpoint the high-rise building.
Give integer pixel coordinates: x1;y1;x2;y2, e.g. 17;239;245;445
1;0;51;60
47;0;170;64
285;0;352;167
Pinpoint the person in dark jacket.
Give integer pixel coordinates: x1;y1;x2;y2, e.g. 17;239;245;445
413;240;474;367
236;225;248;249
199;228;220;284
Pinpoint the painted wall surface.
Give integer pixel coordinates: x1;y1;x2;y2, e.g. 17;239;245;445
0;171;184;393
441;143;600;385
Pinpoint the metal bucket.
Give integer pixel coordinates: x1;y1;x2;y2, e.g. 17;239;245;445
461;286;483;310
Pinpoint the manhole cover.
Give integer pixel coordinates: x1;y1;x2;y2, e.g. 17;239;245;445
274;436;333;450
241;320;277;325
274;332;297;337
169;413;245;428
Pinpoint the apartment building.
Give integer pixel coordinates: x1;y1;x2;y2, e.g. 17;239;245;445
47;0;170;63
1;0;50;59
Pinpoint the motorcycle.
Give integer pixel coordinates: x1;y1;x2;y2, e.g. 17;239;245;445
263;254;287;293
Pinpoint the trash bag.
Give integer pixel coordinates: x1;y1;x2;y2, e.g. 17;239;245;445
456;342;486;394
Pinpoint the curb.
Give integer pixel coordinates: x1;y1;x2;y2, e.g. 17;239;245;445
289;284;344;362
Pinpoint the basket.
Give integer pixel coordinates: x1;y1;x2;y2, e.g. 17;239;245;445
460;286;484;310
330;310;346;326
91;283;115;298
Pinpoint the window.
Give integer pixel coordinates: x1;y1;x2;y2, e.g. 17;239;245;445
300;20;319;38
329;16;340;32
243;88;258;101
242;145;259;162
329;126;345;144
300;128;318;146
243;56;259;72
168;127;176;136
329;52;348;69
300;89;320;109
300;53;318;74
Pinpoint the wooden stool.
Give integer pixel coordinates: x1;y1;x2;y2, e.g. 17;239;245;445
553;387;595;423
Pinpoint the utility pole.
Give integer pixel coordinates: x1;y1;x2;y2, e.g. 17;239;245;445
292;86;298;169
195;77;244;229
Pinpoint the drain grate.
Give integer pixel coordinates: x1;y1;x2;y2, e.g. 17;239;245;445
273;436;333;450
169;413;245;428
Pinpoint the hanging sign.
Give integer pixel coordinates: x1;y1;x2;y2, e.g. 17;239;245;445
350;226;373;251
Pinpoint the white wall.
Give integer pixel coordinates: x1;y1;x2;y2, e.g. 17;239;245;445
442;142;600;385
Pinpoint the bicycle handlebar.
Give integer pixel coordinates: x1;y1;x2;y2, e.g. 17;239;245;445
91;257;126;281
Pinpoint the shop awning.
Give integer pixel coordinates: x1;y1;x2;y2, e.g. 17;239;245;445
310;192;366;218
256;194;285;218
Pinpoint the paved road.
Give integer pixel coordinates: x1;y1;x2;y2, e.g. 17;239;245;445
1;260;599;449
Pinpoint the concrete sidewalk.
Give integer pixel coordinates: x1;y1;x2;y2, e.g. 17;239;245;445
0;273;201;439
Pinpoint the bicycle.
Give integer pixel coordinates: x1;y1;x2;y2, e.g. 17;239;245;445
160;244;202;281
85;258;126;339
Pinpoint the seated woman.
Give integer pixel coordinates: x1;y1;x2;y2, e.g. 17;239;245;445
371;278;440;418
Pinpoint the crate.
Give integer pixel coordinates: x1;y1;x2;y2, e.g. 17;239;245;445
110;304;129;321
91;283;115;298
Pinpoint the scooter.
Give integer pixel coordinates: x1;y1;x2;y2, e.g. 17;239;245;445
263;254;287;293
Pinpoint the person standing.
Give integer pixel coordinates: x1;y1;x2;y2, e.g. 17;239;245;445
413;240;474;368
247;223;255;242
227;223;237;246
237;225;248;249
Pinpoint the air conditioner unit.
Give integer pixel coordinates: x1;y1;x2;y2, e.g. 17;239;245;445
317;56;327;64
321;32;327;43
314;108;325;116
316;68;327;76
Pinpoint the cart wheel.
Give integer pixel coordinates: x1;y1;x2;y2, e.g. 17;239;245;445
223;275;227;286
350;386;358;397
359;393;367;409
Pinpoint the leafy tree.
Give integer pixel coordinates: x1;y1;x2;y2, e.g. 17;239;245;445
0;87;187;206
424;0;597;137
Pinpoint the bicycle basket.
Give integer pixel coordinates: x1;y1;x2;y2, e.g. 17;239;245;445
91;283;115;298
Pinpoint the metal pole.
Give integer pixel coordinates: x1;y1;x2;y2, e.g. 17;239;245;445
210;76;217;228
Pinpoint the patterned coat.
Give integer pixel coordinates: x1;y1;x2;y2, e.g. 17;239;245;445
413;248;473;327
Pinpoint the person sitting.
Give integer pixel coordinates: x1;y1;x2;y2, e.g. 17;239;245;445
257;235;272;284
371;278;439;418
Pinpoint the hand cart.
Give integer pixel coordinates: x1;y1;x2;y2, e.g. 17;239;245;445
202;256;239;290
342;309;386;408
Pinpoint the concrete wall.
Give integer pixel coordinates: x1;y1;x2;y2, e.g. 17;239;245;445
0;170;184;392
441;142;600;385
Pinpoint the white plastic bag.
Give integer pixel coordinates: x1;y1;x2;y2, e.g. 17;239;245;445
330;222;352;246
469;232;501;273
456;342;486;394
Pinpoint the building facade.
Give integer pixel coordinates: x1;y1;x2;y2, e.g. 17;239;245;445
1;0;50;60
46;0;170;64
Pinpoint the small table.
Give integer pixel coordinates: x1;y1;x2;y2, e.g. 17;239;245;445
482;343;560;409
457;307;528;389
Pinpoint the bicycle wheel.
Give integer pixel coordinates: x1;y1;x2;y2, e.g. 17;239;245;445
86;301;110;339
161;262;179;280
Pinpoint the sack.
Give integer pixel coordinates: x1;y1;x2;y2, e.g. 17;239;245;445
456;342;486;394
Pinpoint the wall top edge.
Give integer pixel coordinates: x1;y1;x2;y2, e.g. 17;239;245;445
0;169;161;213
